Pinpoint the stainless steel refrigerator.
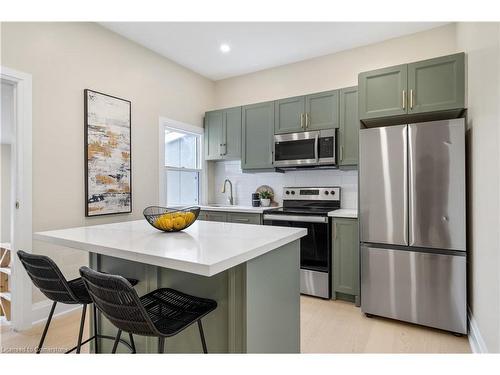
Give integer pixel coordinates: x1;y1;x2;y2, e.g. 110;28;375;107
359;118;467;334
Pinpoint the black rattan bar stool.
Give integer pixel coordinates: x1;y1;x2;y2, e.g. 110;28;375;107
79;266;217;354
17;250;138;354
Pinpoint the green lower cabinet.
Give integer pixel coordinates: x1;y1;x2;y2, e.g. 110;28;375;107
198;211;227;222
227;212;262;225
332;218;360;306
199;211;262;224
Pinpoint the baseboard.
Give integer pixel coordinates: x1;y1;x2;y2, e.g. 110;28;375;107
468;307;488;353
31;300;82;326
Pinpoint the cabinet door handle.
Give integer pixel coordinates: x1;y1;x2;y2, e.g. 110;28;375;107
410;89;414;110
334;223;337;240
233;218;250;223
306;113;310;128
300;113;304;129
340;145;344;161
402;90;406;110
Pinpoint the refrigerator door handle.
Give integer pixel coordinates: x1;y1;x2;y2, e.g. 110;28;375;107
403;126;409;246
408;125;415;246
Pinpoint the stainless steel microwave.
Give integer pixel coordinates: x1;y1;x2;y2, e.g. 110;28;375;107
273;129;336;168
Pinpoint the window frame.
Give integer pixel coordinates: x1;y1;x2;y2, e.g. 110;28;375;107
158;117;205;207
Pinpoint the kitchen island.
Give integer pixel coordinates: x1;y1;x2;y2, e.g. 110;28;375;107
34;219;306;353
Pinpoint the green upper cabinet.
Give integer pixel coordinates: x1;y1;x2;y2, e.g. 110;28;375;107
332;218;359;304
274;90;339;134
358;64;407;120
222;106;242;160
204;110;224;160
241;101;275;170
274;96;306;134
338;86;359;167
407;53;465;114
204;107;241;161
305;90;339;130
358;53;466;122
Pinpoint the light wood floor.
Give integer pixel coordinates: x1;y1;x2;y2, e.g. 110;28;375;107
0;308;89;354
1;297;470;353
301;296;470;353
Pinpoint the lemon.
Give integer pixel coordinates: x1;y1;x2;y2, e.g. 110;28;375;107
185;212;195;225
172;216;186;230
165;219;174;230
154;217;162;227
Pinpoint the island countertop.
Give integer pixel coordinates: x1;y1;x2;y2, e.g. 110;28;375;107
34;220;306;277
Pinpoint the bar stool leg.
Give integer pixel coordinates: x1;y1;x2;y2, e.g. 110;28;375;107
93;304;99;353
129;333;136;353
76;304;87;354
197;320;208;354
158;337;165;354
112;329;122;353
37;301;57;354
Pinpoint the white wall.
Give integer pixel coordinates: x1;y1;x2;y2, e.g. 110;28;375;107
213;161;357;208
1;22;215;303
213;24;458;109
456;22;500;353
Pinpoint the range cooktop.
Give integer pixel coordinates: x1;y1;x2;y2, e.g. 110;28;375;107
265;206;338;216
266;187;341;216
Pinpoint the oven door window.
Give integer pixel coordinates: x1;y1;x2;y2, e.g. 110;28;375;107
274;139;315;162
263;219;329;272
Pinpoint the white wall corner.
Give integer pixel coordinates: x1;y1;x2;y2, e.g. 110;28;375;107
468;307;488;353
31;299;82;326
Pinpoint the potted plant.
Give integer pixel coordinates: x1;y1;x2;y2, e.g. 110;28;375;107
259;191;273;207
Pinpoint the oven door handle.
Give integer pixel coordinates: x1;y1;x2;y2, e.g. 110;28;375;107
314;133;319;162
263;214;328;223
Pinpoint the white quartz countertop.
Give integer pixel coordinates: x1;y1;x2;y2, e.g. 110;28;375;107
34;220;306;277
198;205;279;214
327;209;358;218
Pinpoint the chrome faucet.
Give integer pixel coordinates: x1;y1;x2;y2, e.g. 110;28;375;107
221;178;234;205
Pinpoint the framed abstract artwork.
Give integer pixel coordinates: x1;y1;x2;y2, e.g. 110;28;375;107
84;89;132;216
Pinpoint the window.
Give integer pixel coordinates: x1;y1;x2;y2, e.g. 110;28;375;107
164;126;202;206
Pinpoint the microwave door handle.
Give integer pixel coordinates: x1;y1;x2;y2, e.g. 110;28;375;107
314;133;319;162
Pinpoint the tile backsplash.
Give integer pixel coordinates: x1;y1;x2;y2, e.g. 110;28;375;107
210;160;358;209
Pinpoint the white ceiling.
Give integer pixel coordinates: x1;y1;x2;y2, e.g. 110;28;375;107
100;22;449;81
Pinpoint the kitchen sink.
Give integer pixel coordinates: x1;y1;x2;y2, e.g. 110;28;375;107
205;204;235;208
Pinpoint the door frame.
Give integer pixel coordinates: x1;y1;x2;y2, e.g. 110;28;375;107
1;66;33;330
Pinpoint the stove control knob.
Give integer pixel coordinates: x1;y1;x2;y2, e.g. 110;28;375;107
331;190;336;195
285;190;290;195
291;190;295;195
324;191;329;195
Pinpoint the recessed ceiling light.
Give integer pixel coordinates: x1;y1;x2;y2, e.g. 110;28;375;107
219;43;231;53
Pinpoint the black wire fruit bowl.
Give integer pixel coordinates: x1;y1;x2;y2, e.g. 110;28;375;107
143;206;200;232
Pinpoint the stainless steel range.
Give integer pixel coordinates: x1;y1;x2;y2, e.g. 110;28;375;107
263;187;340;299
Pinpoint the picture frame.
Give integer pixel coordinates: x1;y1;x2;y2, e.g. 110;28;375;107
84;89;132;217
